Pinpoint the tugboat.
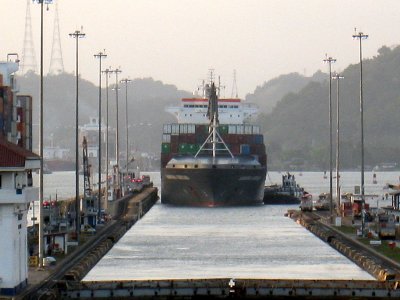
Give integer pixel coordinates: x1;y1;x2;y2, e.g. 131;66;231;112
160;76;267;206
263;173;305;204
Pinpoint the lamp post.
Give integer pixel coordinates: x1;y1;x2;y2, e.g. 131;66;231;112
332;73;344;214
101;68;112;209
120;78;131;193
353;29;368;236
69;28;85;242
112;68;122;193
323;54;336;223
94;51;107;219
33;0;53;269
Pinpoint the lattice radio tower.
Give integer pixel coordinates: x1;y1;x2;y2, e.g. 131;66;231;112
231;69;238;98
20;0;37;74
49;0;64;74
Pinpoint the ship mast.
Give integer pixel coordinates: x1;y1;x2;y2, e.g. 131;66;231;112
195;77;233;159
208;82;218;157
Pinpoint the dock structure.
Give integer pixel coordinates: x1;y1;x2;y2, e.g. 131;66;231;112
289;210;400;281
15;187;158;300
61;279;400;299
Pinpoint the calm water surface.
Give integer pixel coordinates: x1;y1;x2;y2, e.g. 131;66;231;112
82;171;397;281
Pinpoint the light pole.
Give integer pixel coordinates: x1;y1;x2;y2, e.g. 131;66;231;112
323;54;336;223
33;0;53;269
94;51;107;220
353;29;368;236
101;68;112;209
113;68;122;194
69;28;85;242
332;73;344;215
121;78;131;193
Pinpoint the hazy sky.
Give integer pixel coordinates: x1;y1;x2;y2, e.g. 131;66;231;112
2;0;400;97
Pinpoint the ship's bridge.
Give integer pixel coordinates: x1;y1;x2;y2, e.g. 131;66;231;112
166;98;259;124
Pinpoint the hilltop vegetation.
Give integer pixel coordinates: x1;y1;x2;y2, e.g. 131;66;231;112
15;44;400;171
256;45;400;170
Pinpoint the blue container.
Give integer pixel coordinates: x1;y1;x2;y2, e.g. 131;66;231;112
254;134;264;144
240;144;250;155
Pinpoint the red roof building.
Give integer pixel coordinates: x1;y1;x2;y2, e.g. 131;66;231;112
0;137;40;169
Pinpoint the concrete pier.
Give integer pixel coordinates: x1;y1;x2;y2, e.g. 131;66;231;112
288;210;400;282
16;187;158;300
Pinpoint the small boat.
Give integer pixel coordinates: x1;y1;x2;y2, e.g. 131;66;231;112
264;173;305;204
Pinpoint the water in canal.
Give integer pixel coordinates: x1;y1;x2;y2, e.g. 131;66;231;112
82;171;395;281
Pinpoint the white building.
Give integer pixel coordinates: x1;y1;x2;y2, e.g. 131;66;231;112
43;146;70;160
0;138;40;296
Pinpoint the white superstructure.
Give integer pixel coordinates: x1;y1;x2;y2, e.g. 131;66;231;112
0;139;40;296
166;97;259;124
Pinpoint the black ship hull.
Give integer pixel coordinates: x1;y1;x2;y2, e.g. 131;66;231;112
263;191;301;204
161;167;266;206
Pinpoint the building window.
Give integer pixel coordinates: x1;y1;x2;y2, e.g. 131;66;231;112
27;170;33;187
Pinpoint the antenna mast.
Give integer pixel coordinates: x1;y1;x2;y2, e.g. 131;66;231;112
49;0;64;74
20;0;37;74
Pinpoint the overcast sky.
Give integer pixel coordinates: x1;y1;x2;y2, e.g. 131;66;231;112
2;0;400;97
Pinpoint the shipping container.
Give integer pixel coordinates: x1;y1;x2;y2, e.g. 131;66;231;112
171;123;179;135
162;134;171;143
229;144;240;155
179;124;188;134
161;142;171;154
240;144;250;155
236;125;244;134
218;125;228;134
196;133;207;144
179;134;196;144
237;134;249;144
188;124;196;134
170;135;179;145
228;124;237;134
178;143;189;154
254;134;264;144
244;125;253;134
250;144;266;155
195;124;208;135
163;124;172;134
253;125;260;134
187;143;200;154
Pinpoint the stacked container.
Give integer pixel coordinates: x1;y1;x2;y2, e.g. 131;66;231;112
161;123;267;168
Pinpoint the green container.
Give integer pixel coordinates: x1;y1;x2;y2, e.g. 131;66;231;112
218;125;229;134
187;143;200;154
161;143;171;154
178;143;189;154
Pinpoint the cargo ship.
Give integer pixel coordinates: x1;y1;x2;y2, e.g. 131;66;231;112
160;80;267;206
